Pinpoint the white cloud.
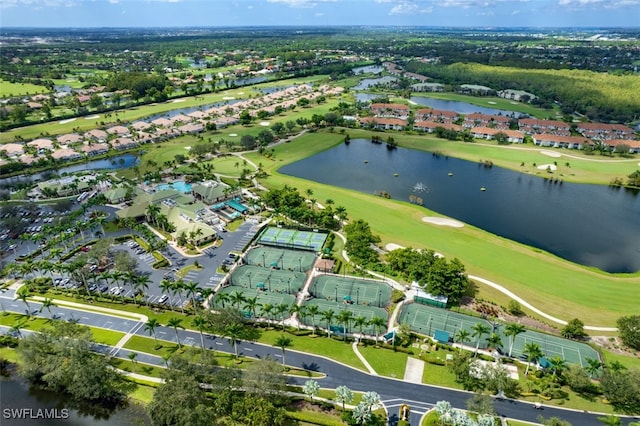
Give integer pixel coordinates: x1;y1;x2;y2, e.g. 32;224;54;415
559;0;639;6
266;0;335;8
383;0;433;15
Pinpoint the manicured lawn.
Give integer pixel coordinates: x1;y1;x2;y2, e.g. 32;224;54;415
357;345;407;378
600;347;640;370
507;420;540;426
0;80;48;97
258;329;367;371
421;361;462;389
110;357;166;378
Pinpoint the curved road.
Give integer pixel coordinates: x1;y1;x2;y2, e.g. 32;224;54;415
2;292;636;426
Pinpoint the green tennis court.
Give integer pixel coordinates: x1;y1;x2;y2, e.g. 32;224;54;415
301;299;388;336
510;330;599;367
245;246;317;272
399;302;491;345
214;286;295;318
258;226;329;251
398;303;599;367
230;265;307;294
309;275;392;308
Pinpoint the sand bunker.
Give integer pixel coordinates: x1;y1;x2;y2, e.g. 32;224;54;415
385;243;405;251
172;99;186;103
537;164;557;171
222;96;235;100
59;118;76;124
540;150;562;158
510;101;518;105
229;133;238;137
487;101;497;104
260;121;270;126
422;217;464;228
85;115;99;120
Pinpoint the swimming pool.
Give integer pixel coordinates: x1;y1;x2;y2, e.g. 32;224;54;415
157;181;192;193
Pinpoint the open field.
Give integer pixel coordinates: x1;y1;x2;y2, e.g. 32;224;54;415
0;80;48;97
244;131;640;327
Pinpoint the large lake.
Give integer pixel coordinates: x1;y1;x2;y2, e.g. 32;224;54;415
279;140;640;273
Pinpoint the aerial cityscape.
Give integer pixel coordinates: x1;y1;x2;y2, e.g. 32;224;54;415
1;3;639;426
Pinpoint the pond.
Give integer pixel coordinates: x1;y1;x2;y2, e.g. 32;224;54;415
352;65;384;75
279;140;640;273
410;96;524;117
0;154;139;188
0;372;150;426
353;76;398;90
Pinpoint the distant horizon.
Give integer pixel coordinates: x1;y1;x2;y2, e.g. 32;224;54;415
1;0;638;29
2;25;639;30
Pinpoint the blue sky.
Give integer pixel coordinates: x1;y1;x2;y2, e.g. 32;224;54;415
1;0;639;28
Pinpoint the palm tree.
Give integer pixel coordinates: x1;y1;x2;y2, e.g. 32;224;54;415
9;319;27;339
128;352;138;373
192;315;208;353
260;303;274;325
585;357;603;379
171;279;186;314
454;328;471;354
523;342;543;376
337;310;354;341
471;322;491;356
15;286;31;313
183;280;201;311
354;315;368;337
275;303;289;330
504;323;526;358
40;298;56;319
215;291;230;309
274;334;292;367
549;355;567;378
144;318;160;345
485;333;503;352
159;279;174;310
146;204;161;227
368;316;387;345
167;317;184;349
229;290;246;310
134;275;152;306
306;304;320;336
243;296;261;321
321;309;335;338
289;303;302;330
224;322;244;359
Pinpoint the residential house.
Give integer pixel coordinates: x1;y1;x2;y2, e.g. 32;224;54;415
497;89;537;102
191;180;233;205
414;121;462;133
51;148;82;161
0;143;25;159
85;129;108;142
79;143;110;156
359;117;407;131
519;119;570;135
370;103;410;119
415;108;459;123
532;134;592;149
471;127;525;143
57;133;83;144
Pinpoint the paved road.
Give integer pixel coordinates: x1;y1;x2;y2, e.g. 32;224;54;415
2;294;636;426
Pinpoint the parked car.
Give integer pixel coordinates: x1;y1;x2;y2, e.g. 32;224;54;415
158;295;169;304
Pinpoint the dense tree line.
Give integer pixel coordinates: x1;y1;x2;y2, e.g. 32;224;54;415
403;62;640;123
105;72;171;101
260;185;342;230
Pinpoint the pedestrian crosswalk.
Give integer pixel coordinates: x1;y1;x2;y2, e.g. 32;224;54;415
381;398;434;417
138;253;155;265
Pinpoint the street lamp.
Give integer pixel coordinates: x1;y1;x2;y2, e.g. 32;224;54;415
356;288;359;305
247;272;252;289
335;287;338;302
298;258;302;272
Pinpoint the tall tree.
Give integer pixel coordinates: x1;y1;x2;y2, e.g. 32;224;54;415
523;342;544;376
274;334;292;367
167;317;184;349
471;322;490;356
504;323;526;357
144;318;160;345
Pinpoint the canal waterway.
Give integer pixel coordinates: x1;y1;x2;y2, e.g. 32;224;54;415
279;139;640;273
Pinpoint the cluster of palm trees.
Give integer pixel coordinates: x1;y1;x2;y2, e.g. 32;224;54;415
213;290;389;341
158;278;208;313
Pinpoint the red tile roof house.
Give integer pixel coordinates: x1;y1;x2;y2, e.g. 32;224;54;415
463;113;511;129
170;114;193;125
415;108;459;123
27;138;54;151
80;143;110;156
519;118;570;135
471;127;525;143
151;117;173;128
85;129;108;142
370;103;410;119
532;134;592;149
131;121;152;131
359;117;407;131
57;133;83;144
177;122;205;135
51;148;82;161
605;139;640;154
576;122;636;140
0;143;25;159
110;137;138;150
106;125;131;136
414;121;462;133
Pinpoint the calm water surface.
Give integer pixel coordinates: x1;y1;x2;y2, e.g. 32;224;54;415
279;140;640;273
0;373;150;426
410;96;523;116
